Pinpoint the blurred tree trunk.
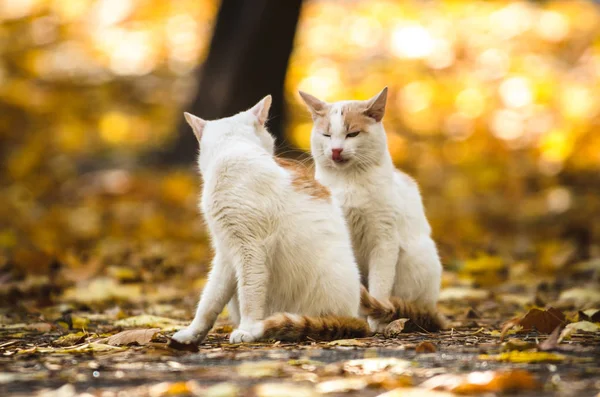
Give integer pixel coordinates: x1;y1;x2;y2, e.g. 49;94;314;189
158;0;303;164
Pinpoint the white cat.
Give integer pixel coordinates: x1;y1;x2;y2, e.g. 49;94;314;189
300;88;443;332
171;96;368;345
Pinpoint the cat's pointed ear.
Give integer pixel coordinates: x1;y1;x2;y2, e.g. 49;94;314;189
364;87;388;122
184;112;206;142
298;91;329;117
250;95;272;126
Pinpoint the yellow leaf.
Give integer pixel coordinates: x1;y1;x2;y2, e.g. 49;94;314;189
72;315;90;330
237;361;282;378
54;332;86;347
114;315;186;331
479;351;565;363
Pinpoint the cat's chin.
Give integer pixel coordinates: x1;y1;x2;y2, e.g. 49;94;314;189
331;158;352;167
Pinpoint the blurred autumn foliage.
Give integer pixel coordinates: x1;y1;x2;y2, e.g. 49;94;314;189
1;0;600;288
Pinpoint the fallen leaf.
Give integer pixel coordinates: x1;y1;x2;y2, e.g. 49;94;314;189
18;343;126;354
71;315;89;330
204;383;239;397
479;351;565;363
537;325;562;351
114;315;186;331
237;361;282;378
24;322;53;332
37;384;77;397
501;307;565;340
384;319;409;338
328;338;365;347
558;321;600;342
460;254;506;287
438;287;489;302
54;332;86;347
558;287;600;308
502;339;537;352
421;370;539;394
61;278;142;304
213;325;233;334
148;381;199;396
106;328;160;346
343;358;410;375
377;388;457;397
254;383;319;397
316;378;368;394
415;341;437;353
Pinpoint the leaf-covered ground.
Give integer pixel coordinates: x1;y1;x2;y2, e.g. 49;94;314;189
1;169;600;397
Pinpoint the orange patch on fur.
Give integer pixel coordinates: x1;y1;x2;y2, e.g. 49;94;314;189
341;102;375;133
275;158;331;201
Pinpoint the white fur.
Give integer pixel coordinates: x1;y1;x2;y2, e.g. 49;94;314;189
172;98;361;345
308;98;442;331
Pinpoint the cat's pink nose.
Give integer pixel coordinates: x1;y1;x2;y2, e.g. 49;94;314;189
332;148;344;162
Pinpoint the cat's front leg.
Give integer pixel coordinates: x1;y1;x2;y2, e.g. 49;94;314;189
171;254;234;345
229;246;268;343
367;242;399;332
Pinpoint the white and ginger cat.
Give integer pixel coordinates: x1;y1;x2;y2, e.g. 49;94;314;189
170;96;369;346
300;88;444;332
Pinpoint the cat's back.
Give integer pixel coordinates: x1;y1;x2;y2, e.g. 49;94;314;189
201;147;286;223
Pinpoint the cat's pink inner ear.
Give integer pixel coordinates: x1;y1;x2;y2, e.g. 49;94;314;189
364;87;388;122
184;112;206;142
250;95;272;126
298;91;328;117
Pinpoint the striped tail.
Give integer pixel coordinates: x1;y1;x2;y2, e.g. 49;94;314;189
360;286;446;332
258;313;369;342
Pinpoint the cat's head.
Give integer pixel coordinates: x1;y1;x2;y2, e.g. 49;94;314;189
183;96;275;170
299;88;388;170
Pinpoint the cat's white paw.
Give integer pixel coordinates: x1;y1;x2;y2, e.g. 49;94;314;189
171;328;201;344
368;317;386;334
229;329;256;343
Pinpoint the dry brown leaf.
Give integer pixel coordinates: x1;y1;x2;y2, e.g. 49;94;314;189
107;328;161;346
384;319;409;338
500;307;565;340
421;370;540;394
415;341;437;353
537;325;563;351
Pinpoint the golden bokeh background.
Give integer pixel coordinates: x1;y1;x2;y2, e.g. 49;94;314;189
2;0;600;280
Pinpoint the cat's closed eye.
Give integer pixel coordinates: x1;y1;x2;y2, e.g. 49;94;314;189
346;131;360;138
323;133;331;138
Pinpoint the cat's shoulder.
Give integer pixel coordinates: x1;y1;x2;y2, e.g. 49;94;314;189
393;169;421;196
275;158;331;201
